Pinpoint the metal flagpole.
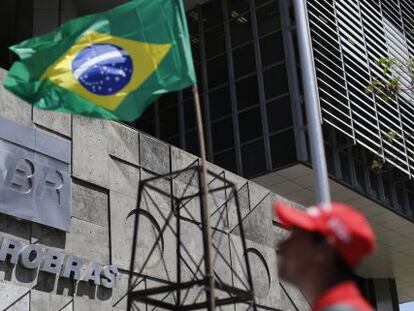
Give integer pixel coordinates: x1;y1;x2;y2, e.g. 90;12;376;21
192;85;216;310
293;0;331;206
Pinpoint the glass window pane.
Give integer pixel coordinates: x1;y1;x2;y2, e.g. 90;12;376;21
325;144;335;176
214;150;237;173
382;178;392;205
135;116;155;136
233;43;256;78
183;87;193;100
236;75;259;109
207;55;229;88
407;191;414;218
184;100;196;130
187;10;200;36
229;13;253;47
212;118;234;152
204;26;226;59
260;32;284;67
263;64;289;99
228;0;250;16
354;161;367;191
160;106;179;138
136;105;155;135
191;36;201;64
256;3;281;35
395;184;405;207
369;170;380;199
209;86;232;120
339;152;352;184
165;135;180;148
239;107;262;142
270;130;296;168
159;92;178;111
202;0;223;29
242;140;266;177
266;96;292;132
255;0;273;8
186;130;199;156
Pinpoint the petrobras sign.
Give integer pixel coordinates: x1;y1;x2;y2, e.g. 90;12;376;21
0;236;118;288
0;116;71;231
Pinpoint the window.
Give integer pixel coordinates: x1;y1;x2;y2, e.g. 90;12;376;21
209;86;232;120
369;170;380;199
212;117;234;152
233;43;256;78
159;106;179;139
207;55;229;88
239;107;262;143
228;0;250;16
204;26;226;59
339;152;352;185
135;105;155;136
184;100;196;130
186;130;200;156
263;64;289;99
229;12;253;47
0;0;33;69
242;140;266;176
214;150;237;173
266;96;292;133
202;0;223;29
235;75;259;109
260;31;284;67
270;130;296;168
256;2;281;36
354;161;367;191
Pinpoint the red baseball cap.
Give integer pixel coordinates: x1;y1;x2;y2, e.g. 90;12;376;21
273;202;376;268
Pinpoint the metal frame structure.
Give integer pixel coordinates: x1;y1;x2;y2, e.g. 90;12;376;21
127;163;256;311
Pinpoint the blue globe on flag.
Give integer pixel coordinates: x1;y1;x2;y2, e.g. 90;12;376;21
72;43;133;96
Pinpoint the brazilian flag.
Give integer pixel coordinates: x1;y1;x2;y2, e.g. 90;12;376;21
4;0;195;121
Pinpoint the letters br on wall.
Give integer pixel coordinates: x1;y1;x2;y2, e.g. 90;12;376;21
0;116;71;231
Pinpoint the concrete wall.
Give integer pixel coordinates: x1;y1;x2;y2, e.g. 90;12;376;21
0;67;310;310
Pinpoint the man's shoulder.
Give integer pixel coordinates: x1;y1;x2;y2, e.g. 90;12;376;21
321;304;373;311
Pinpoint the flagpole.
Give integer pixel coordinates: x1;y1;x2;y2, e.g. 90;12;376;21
293;0;331;207
192;85;215;311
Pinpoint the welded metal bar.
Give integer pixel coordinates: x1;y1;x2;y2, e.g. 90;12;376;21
293;0;331;205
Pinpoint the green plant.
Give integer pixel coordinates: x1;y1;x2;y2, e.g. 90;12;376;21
365;55;414;102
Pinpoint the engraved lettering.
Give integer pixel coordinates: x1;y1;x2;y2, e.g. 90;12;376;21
7;158;34;194
41;170;64;206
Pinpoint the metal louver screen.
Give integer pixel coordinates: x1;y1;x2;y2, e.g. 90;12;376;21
307;0;414;176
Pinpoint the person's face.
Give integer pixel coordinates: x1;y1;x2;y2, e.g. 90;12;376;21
276;228;326;285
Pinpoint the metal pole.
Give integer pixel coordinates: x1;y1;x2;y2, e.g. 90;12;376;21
293;0;331;206
193;85;215;310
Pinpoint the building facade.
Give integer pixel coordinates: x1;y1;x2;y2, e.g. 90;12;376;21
0;0;413;310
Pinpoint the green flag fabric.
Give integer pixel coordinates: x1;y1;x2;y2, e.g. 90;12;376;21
4;0;196;121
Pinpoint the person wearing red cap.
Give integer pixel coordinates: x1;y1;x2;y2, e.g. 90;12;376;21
273;202;376;311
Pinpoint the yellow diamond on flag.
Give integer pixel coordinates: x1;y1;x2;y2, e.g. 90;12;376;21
41;31;172;111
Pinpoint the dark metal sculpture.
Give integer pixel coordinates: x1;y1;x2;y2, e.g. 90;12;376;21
127;162;256;311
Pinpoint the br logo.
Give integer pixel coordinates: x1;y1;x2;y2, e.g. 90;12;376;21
72;43;133;95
